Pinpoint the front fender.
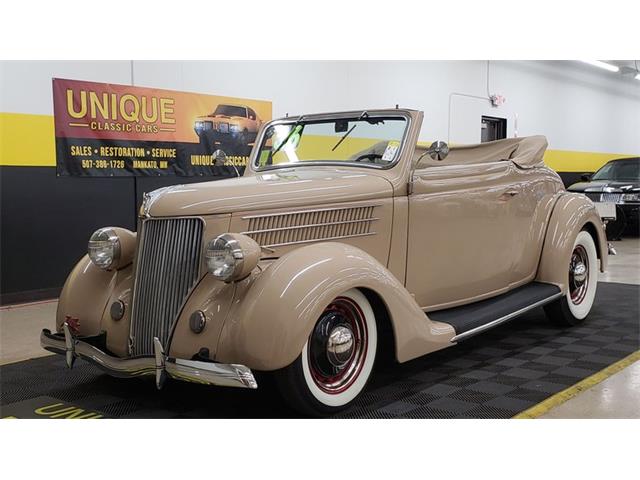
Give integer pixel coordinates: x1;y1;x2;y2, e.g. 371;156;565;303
56;255;117;336
215;242;456;371
536;192;608;292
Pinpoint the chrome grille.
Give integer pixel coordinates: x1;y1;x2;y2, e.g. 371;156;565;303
130;218;203;356
242;205;378;248
600;193;622;203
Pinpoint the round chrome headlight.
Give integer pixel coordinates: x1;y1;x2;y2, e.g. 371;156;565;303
87;227;136;270
88;228;120;269
205;233;261;282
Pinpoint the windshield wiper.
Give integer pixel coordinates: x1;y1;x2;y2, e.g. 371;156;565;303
331;111;385;152
331;111;368;152
271;115;305;157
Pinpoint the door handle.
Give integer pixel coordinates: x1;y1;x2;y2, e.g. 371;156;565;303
499;190;519;200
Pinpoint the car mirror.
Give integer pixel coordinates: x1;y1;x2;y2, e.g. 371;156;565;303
427;141;449;161
335;120;348;133
580;173;592;182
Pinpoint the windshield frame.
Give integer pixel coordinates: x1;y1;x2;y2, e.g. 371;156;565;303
250;110;413;173
591;158;640;182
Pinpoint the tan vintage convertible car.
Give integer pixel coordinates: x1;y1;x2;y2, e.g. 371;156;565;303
41;108;608;416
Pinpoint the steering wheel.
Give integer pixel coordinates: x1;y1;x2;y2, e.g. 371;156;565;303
353;153;383;163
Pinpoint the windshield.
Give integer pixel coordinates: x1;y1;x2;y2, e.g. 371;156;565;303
254;115;408;169
213;105;246;117
592;159;640;182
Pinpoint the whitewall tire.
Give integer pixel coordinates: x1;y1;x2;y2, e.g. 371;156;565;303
275;288;377;416
544;230;598;326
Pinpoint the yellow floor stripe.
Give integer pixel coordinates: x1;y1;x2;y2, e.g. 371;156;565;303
513;350;640;419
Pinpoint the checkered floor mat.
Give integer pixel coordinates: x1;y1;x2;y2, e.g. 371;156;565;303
1;282;638;418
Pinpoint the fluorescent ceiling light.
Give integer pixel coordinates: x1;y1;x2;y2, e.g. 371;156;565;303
580;60;620;72
636;73;640;81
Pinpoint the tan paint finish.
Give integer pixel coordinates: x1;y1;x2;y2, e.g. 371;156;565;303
407;161;562;310
228;198;394;267
148;167;394;217
215;242;456;370
56;255;116;336
52;108;608;375
100;265;134;356
109;227;136;270
536;193;608;291
168;275;235;360
387;196;409;283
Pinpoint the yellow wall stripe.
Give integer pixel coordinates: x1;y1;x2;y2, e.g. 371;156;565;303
543;149;637;173
0;113;55;167
513;350;640;419
1;112;637;171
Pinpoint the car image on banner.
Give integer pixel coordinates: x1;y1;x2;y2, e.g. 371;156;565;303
194;103;263;157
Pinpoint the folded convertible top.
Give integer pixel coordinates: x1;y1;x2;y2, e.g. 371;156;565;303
416;135;548;169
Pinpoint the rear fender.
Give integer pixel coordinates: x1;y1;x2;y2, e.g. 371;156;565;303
215;242;456;371
536;193;608;292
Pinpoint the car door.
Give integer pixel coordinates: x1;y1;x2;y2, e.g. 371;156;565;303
505;167;563;286
406;160;522;310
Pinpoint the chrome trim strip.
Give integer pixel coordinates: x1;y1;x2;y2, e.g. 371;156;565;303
261;231;377;248
41;325;258;390
241;217;379;235
241;204;382;220
450;292;563;343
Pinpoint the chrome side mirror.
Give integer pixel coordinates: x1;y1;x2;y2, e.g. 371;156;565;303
427;141;449;161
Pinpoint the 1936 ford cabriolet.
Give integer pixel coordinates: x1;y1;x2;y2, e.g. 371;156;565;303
41;108;608;416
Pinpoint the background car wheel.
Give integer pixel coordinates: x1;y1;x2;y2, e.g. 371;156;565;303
544;230;598;326
275;288;377;416
605;206;626;241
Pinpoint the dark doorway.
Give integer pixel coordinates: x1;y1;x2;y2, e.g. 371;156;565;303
481;116;507;142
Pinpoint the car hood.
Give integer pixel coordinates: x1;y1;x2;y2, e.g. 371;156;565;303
568;180;640;193
146;167;394;217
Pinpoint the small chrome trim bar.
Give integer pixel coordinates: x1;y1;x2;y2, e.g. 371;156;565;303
41;323;257;390
451;292;564;343
241;203;382;220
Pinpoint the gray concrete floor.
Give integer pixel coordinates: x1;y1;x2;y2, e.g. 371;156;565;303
539;236;640;418
1;237;639;417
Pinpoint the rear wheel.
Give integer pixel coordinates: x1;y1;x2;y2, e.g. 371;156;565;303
544;230;598;326
275;289;377;416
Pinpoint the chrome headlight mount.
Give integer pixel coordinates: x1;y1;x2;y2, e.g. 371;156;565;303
205;233;261;282
87;227;136;270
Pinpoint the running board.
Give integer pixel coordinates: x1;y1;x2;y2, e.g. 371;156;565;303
428;282;563;343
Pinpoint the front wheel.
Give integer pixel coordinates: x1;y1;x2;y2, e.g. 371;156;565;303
544;230;598;326
275;289;377;416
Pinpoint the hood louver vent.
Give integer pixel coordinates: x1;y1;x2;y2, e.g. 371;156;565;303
242;205;379;248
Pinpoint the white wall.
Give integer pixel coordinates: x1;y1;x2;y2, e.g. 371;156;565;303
2;60;639;154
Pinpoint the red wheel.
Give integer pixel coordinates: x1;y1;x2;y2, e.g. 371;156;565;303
306;296;368;394
275;289;377;416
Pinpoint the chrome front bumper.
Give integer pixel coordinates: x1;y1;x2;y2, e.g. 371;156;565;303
40;322;257;390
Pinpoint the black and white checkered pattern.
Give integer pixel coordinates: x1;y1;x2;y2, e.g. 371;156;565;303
1;282;637;418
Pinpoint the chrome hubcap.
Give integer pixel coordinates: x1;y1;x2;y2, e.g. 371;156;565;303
572;262;587;285
307;297;368;394
569;245;589;305
326;326;355;367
